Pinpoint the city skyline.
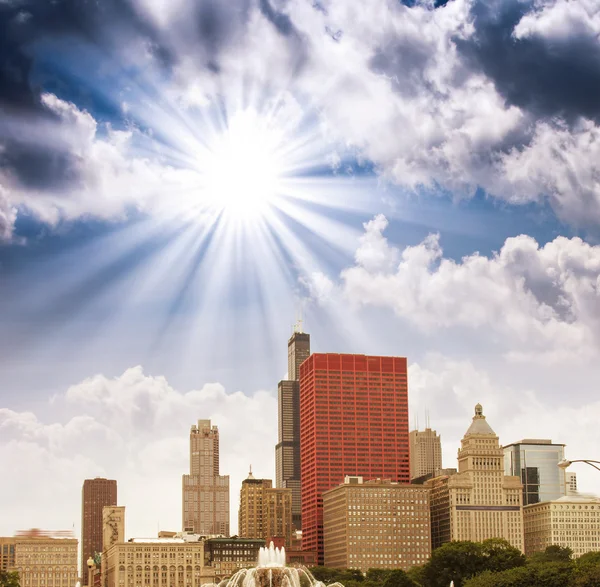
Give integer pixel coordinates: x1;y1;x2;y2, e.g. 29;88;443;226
2;0;600;549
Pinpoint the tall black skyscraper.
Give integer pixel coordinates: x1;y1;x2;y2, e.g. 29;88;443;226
275;324;310;530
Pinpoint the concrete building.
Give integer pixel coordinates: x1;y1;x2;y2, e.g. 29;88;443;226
11;530;78;587
425;404;524;551
300;353;410;564
523;496;600;557
183;420;230;536
203;537;264;580
82;477;117;585
410;428;443;481
323;476;431;572
238;472;293;547
0;537;15;572
566;472;578;496
275;327;310;530
503;440;566;505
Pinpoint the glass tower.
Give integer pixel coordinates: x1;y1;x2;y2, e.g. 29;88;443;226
503;439;566;505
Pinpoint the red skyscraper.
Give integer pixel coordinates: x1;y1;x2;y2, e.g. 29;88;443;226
300;354;410;564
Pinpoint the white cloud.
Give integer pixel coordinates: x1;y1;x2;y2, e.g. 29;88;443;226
0;367;276;540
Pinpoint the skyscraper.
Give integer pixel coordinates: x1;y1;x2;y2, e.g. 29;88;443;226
182;420;230;536
81;477;117;585
409;428;443;480
503;439;567;505
426;404;524;551
300;353;410;564
275;326;310;529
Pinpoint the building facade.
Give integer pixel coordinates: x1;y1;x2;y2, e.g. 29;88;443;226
300;353;410;564
203;538;264;580
523;496;600;557
409;428;443;481
426;404;524;551
11;530;78;587
275;329;310;530
0;538;15;572
183;420;230;536
323;477;430;572
238;473;293;547
566;472;578;496
82;477;117;585
503;440;566;505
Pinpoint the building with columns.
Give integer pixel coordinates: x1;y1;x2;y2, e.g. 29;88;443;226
426;404;524;551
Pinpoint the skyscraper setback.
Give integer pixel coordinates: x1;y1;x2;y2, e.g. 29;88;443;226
300;353;410;564
81;477;117;586
182;420;230;536
275;326;309;529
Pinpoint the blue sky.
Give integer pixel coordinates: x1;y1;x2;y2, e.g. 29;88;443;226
2;0;600;542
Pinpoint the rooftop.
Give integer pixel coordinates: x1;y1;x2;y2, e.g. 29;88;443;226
464;404;496;436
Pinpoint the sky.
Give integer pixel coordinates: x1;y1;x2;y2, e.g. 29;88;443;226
2;0;600;547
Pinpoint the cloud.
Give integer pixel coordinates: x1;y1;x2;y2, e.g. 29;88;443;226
305;214;600;362
0;366;276;538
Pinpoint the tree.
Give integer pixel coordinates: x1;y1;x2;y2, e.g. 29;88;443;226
381;569;417;587
0;571;20;587
422;541;484;587
480;538;526;573
366;569;393;585
529;544;573;563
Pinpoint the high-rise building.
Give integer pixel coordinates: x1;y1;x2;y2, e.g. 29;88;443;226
11;530;78;587
503;439;566;505
523;496;600;557
300;353;410;564
183;420;230;536
323;476;431;572
82;477;117;585
409;428;443;480
275;328;310;530
425;404;524;551
238;471;293;547
0;538;15;572
566;471;578;495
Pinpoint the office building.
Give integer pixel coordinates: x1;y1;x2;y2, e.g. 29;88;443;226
204;537;265;580
82;477;117;585
275;327;310;530
0;538;15;572
409;428;443;480
523;496;600;557
300;353;410;564
503;439;566;505
11;529;78;587
323;476;431;572
183;420;230;536
238;472;293;547
566;472;578;495
426;404;524;551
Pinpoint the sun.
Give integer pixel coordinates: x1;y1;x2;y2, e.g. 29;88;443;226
197;109;285;220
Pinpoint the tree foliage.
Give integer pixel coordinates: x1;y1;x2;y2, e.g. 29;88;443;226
0;571;20;587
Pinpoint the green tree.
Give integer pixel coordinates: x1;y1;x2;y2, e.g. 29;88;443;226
0;571;20;587
381;569;417;587
405;565;426;587
422;541;484;587
366;569;393;585
463;566;532;587
530;545;573;563
480;538;526;573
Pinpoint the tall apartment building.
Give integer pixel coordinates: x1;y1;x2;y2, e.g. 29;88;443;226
409;428;442;480
503;439;566;505
300;353;410;564
523;496;600;557
11;530;78;587
238;472;293;547
426;404;524;551
323;476;431;572
82;477;117;585
183;420;230;536
0;538;15;572
275;328;310;530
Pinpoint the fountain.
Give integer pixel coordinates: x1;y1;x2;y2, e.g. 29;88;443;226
212;542;344;587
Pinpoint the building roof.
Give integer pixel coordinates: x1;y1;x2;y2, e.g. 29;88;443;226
464;403;496;436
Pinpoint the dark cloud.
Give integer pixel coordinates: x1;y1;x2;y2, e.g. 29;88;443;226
456;0;600;122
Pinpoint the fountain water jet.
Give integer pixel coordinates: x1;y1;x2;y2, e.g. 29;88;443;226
210;542;344;587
